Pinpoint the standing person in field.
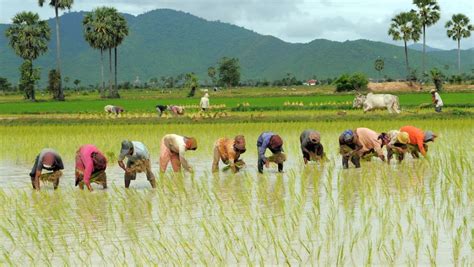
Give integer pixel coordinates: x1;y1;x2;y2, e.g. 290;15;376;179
385;130;410;164
300;130;324;164
212;135;246;173
160;134;197;173
257;132;285;173
200;93;210;111
430;89;443;112
118;140;156;189
75;144;107;191
400;126;437;158
29;148;64;190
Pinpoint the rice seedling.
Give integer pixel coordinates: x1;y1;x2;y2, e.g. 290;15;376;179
0;118;471;264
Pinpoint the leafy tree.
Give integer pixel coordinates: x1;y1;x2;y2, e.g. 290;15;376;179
48;69;61;97
207;66;217;86
429;68;444;92
185;73;198;97
333;73;368;92
0;77;12;91
5;12;50;101
374;58;385;81
388;11;421;77
38;0;73;101
218;57;240;87
445;14;474;73
412;0;440;78
73;79;81;88
109;9;129;98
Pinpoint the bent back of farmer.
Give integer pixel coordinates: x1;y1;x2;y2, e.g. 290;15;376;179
75;144;107;191
300;130;324;164
355;127;385;162
339;129;364;169
385;130;410;164
29;148;64;190
169;105;184;116
118;140;156;189
212;135;246;173
160;134;197;173
400;125;437;158
257;132;285;173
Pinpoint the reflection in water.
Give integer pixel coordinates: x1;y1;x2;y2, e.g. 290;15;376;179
0;121;472;265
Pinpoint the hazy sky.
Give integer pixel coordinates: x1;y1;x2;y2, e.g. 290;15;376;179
1;0;473;49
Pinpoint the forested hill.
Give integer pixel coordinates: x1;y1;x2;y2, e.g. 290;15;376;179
1;9;473;86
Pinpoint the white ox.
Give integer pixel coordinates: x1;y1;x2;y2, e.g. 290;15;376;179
353;93;400;113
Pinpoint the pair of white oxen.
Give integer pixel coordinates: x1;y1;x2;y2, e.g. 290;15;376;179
352;93;401;113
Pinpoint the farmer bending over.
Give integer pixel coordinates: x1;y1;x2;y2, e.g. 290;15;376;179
29;148;64;190
385;130;410;164
118;140;156;189
339;129;363;169
75;144;107;191
212;135;246;173
156;105;169;117
400;126;437;158
160;134;197;172
257;132;285;173
355;127;387;163
300;130;324;164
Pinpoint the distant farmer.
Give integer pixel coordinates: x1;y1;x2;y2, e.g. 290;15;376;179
212;135;246;173
430;89;443;112
156;105;169;117
169;105;185;116
300;130;324;164
118;140;156;189
385;130;410;164
104;105;124;115
75;144;107;191
257;132;285;173
339;128;386;168
400;125;437;158
29;148;64;190
160;134;197;172
200;93;210;111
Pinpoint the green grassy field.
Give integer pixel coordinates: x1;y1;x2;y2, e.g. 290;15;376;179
0;89;473;114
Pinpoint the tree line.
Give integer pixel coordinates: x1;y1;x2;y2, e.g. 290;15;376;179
388;0;473;80
4;1;129;101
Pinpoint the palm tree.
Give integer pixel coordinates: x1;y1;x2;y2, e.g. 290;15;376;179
5;12;50;101
445;14;474;73
109;10;128;98
412;0;440;78
388;11;422;77
83;7;113;98
38;0;73;101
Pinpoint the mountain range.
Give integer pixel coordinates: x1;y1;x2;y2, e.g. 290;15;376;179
1;9;473;86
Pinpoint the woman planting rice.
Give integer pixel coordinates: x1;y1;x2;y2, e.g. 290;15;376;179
75;144;107;191
257;132;285;173
118;140;156;188
385;130;410;164
29;148;64;190
212;135;246;173
300;130;325;164
159;134;197;173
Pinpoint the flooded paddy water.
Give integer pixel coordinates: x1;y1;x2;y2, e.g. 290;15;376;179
0;119;472;265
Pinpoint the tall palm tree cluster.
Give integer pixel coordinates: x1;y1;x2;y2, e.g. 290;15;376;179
4;3;128;101
388;0;473;79
83;7;128;98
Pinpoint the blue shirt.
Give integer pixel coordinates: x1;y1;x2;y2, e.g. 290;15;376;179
257;132;275;161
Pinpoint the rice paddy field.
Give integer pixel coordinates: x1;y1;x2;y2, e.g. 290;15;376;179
0;117;473;265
